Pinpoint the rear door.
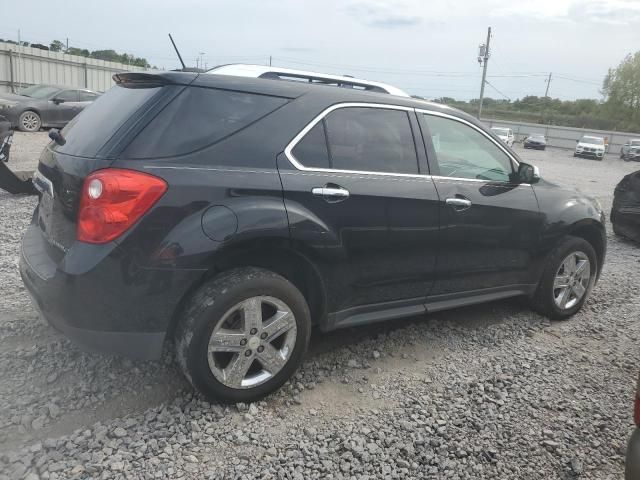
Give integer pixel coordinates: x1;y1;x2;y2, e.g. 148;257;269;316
278;104;440;326
48;90;82;126
418;111;543;304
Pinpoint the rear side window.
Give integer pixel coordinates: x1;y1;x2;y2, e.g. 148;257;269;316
122;87;288;159
324;107;418;174
291;121;330;169
56;84;164;158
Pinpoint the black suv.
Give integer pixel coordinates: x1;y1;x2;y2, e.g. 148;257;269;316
20;72;606;403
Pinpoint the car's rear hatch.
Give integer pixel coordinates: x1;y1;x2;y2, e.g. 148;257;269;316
34;72;196;254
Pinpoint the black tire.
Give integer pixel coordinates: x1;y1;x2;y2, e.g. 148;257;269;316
17;110;41;132
573;152;577;158
530;236;597;320
175;267;311;404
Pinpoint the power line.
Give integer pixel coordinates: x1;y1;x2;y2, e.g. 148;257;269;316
484;80;511;101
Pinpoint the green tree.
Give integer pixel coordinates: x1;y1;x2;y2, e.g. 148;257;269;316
49;40;65;52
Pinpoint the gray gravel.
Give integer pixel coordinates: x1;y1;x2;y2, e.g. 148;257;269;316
1;137;639;479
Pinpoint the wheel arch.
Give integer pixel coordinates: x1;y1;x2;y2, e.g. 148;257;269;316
167;239;327;338
567;220;606;280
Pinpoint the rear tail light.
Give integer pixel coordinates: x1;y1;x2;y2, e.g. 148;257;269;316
77;169;167;244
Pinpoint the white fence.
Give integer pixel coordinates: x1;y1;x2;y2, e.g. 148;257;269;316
482;118;640;154
0;41;145;94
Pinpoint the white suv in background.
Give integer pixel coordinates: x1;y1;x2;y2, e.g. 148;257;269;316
574;135;605;160
490;127;514;147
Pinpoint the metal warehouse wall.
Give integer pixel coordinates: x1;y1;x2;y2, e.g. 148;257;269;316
0;42;145;94
482;118;640;154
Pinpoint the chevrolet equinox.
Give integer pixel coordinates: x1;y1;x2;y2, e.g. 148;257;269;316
20;70;606;403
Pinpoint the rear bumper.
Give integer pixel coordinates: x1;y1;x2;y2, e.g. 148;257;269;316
20;223;204;360
627;429;640;480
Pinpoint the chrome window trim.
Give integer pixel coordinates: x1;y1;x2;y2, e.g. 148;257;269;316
415;108;520;169
283;102;431;179
284;102;523;184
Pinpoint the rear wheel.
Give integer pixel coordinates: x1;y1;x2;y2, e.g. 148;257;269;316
531;236;597;320
17;111;41;132
175;267;311;403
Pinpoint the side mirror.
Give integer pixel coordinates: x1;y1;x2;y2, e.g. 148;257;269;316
52;98;64;105
576;139;579;143
516;162;540;184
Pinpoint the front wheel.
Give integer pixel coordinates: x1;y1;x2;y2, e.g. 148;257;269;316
175;267;311;403
17;111;41;132
531;236;597;320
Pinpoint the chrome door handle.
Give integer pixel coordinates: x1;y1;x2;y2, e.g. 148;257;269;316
445;197;472;210
312;186;350;201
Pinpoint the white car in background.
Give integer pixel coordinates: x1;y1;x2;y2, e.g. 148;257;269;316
490;127;514;147
574;135;605;160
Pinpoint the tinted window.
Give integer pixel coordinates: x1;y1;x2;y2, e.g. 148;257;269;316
324;107;418;174
56;84;165;158
56;90;79;102
78;91;98;102
123;87;288;159
423;114;513;182
291;121;330;169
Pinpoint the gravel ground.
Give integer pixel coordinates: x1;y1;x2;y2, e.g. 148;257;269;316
1;136;639;480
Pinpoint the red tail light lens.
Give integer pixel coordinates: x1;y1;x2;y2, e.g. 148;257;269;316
77;169;167;244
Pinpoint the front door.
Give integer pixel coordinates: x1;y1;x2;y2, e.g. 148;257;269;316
418;111;543;304
48;90;81;126
278;105;440;326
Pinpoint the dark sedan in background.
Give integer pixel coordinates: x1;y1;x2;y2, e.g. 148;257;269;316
0;84;99;132
523;134;547;150
612;170;640;243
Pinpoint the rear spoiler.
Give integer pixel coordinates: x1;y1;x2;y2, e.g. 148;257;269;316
113;71;198;88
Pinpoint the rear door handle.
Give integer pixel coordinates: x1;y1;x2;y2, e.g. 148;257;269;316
312;186;350;202
445;197;472;211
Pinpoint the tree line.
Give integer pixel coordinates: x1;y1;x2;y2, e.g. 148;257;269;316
0;38;151;68
428;52;640;133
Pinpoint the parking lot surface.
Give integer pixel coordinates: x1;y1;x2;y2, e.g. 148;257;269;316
1;135;638;479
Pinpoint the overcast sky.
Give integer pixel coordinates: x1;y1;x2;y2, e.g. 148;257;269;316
2;0;639;100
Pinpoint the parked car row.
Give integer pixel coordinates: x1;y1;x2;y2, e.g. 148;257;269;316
0;84;99;132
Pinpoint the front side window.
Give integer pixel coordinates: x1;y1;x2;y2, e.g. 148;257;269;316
56;90;79;102
422;114;514;182
324;107;419;174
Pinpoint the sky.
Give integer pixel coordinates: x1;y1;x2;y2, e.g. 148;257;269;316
2;0;640;101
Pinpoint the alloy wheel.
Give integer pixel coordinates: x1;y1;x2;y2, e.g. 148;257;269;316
21;112;40;131
207;296;297;389
553;251;591;310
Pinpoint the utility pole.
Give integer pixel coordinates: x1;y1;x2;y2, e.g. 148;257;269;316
269;55;272;66
542;72;553;124
17;29;22;89
477;26;492;119
66;37;69;52
544;72;552;97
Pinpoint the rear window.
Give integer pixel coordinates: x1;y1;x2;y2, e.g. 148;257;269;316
122;87;288;159
56;84;164;158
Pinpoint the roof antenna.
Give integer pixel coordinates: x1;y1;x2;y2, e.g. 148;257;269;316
168;33;186;70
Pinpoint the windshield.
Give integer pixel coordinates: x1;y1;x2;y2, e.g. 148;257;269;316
19;84;61;99
631;140;640;146
580;136;604;145
491;128;510;136
529;135;545;140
